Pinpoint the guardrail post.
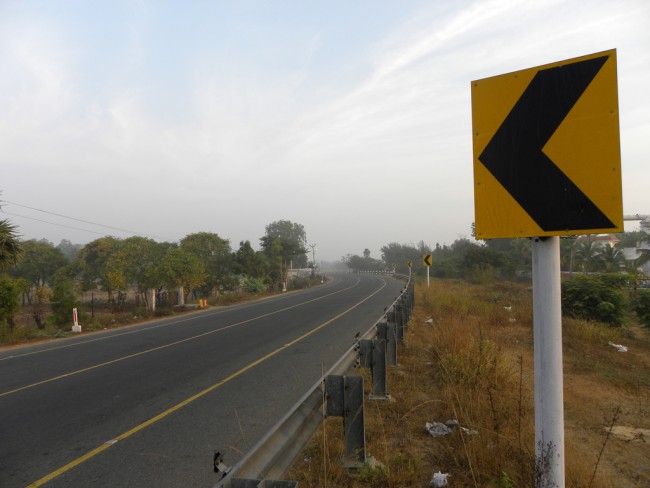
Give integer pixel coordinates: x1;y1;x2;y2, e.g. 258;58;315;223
394;302;404;344
325;375;368;468
378;319;396;367
402;295;409;325
359;322;390;400
402;286;411;318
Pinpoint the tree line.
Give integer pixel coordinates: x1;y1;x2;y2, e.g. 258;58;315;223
0;219;309;330
2;209;649;334
343;230;649;282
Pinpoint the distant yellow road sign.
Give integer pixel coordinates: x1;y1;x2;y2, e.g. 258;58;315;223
423;254;432;266
407;260;412;268
471;49;622;239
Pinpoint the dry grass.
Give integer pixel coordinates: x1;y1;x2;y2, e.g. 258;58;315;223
288;279;650;487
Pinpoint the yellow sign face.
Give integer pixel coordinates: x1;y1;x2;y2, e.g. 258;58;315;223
471;49;622;239
423;254;432;266
407;260;412;268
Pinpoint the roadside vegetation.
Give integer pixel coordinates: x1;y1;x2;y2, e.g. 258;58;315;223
2;212;649;350
288;278;650;487
0;217;316;345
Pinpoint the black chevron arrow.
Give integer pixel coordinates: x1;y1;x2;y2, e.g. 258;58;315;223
479;55;615;232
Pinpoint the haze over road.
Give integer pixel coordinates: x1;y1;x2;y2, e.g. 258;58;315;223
0;273;405;487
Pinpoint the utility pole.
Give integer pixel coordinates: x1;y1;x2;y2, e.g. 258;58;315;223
309;243;317;278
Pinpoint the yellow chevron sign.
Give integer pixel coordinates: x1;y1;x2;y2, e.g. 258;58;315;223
471;49;622;239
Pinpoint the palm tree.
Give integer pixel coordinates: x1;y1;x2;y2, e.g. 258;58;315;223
560;236;579;273
0;218;22;271
598;244;626;272
574;236;599;273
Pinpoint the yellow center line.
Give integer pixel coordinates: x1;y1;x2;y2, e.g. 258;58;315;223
0;277;361;398
27;277;387;487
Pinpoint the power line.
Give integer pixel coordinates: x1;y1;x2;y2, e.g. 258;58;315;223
1;200;145;235
0;200;165;240
1;211;116;238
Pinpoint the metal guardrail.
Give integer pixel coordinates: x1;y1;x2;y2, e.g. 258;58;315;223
214;275;414;487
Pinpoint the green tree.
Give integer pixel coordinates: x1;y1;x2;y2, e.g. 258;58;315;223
460;244;506;281
574;237;599;273
50;270;79;328
159;248;206;300
234;240;268;279
75;237;121;297
260;220;308;269
0;275;26;329
266;238;285;291
181;232;234;293
11;239;68;303
632;289;650;327
32;285;52;329
56;239;83;260
120;237;169;305
105;245;129;311
483;238;531;276
343;251;385;272
598;245;626;273
560;236;579;273
380;242;423;275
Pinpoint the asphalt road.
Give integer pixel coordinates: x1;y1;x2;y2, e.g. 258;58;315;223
0;273;406;487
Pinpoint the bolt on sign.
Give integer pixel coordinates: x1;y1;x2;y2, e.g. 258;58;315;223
471;49;622;239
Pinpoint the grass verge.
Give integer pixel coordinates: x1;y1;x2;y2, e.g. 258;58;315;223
288;279;650;487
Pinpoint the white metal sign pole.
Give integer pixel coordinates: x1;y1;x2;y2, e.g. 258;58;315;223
532;236;565;487
427;266;430;288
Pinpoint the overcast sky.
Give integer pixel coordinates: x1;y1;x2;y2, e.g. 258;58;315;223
1;0;648;261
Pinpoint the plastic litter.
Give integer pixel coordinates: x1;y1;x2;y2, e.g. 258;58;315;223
430;471;450;487
608;342;628;352
426;419;478;437
425;422;453;437
424;318;433;325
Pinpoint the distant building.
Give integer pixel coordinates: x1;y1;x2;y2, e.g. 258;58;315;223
621;214;650;275
577;234;620;248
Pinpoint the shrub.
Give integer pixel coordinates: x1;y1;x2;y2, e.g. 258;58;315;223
561;274;626;326
632;289;650;327
288;276;311;290
0;275;26;328
240;275;266;293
